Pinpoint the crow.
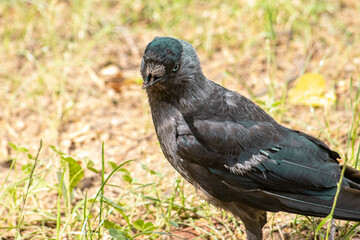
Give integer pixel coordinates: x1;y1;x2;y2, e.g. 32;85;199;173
140;36;360;240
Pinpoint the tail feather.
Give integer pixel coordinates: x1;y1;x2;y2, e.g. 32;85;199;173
343;165;360;190
264;186;360;221
334;187;360;221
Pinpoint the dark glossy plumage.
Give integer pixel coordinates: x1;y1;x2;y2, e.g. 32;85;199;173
140;37;360;240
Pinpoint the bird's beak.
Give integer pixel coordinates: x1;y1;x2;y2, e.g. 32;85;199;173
142;74;162;89
142;63;165;89
144;74;151;85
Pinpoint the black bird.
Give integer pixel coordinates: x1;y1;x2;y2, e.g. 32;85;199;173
140;37;360;240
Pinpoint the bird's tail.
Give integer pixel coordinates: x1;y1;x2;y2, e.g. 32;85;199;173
261;166;360;221
260;186;360;221
332;186;360;221
332;165;360;221
342;165;360;190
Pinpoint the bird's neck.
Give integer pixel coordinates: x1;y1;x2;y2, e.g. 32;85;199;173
176;77;214;115
147;75;214;116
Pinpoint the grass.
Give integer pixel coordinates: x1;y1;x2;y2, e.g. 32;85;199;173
0;0;360;239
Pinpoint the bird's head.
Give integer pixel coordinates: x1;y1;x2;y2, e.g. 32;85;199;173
140;37;204;92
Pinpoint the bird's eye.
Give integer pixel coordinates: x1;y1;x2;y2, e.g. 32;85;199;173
173;64;180;72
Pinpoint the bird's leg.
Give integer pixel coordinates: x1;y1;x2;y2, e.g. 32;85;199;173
241;215;266;240
329;219;336;240
244;228;263;240
226;202;267;240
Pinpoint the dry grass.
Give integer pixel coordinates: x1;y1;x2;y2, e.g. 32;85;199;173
0;0;359;239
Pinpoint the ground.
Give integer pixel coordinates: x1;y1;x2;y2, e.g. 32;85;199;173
0;0;359;239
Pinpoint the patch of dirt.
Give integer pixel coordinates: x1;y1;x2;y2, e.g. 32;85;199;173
1;1;360;239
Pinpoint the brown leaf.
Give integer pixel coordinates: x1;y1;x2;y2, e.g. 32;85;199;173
99;64;125;93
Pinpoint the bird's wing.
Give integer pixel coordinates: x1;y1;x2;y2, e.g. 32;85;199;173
176;117;341;197
176;85;341;194
176;118;360;220
176;86;360;220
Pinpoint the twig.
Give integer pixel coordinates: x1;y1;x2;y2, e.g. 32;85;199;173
16;139;43;239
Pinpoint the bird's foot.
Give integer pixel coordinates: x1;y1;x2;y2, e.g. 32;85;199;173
328;219;336;240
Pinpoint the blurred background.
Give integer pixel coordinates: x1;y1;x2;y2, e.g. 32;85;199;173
0;0;359;239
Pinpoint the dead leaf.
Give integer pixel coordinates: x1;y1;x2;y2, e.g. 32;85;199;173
99;64;125;92
288;73;336;107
